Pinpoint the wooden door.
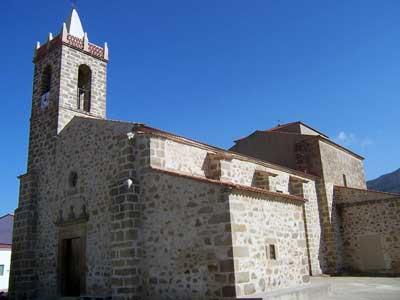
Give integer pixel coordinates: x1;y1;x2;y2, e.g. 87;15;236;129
61;237;81;296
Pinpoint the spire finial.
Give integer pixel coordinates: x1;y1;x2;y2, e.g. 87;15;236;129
65;3;85;38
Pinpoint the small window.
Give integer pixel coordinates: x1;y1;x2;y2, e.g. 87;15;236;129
77;64;92;112
41;65;52;95
343;174;347;187
0;265;4;276
266;244;277;260
69;172;78;188
269;245;277;260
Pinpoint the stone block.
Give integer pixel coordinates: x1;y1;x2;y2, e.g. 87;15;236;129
236;272;250;283
208;213;231;224
244;283;256;295
219;260;234;272
233;247;249;257
222;285;236;297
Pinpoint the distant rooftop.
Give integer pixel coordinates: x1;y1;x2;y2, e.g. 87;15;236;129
0;214;14;246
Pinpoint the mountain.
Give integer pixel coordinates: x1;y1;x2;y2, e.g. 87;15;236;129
367;168;400;193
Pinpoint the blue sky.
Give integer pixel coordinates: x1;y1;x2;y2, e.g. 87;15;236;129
1;0;399;215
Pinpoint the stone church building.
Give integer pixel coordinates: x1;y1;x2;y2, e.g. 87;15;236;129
10;8;400;300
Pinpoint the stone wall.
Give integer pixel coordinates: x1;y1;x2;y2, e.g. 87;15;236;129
28;42;62;171
295;138;368;273
302;181;323;276
12;29;109;299
230;129;368;275
140;170;235;299
335;186;399;204
318;140;367;272
161;137;316;191
58;44;108;132
15;109;329;300
230;131;308;170
143;133;324;297
9;173;39;300
318;140;366;189
229;193;310;297
336;187;400;274
14;118;132;299
109;132;142;300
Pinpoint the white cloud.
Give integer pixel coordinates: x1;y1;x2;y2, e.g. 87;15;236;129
335;131;373;148
360;137;373;148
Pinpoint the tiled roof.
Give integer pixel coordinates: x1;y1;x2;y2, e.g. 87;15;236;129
266;121;330;138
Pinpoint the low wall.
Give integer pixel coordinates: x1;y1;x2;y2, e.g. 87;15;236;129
335;186;400;274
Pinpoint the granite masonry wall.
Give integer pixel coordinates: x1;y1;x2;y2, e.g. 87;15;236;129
335;186;400;274
27;40;62;171
45;119;132;298
318;141;366;189
142;133;323;298
140;171;234;299
295;138;367;273
109;131;143;300
9;173;39;299
229;193;310;297
16;11;395;299
11;33;110;299
58;44;108;132
12;118;133;300
319;140;367;272
11;37;64;299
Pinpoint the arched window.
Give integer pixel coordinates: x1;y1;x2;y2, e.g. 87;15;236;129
41;65;52;95
77;65;92;112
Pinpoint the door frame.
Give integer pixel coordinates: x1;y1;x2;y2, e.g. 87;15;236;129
57;220;87;297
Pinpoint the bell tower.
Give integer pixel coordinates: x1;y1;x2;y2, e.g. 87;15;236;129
28;8;109;170
9;8;109;299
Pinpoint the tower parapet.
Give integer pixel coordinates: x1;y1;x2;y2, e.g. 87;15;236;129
34;11;109;63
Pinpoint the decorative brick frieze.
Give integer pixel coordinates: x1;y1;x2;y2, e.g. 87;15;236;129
34;33;108;63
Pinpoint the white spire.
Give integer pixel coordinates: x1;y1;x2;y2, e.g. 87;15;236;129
66;8;85;39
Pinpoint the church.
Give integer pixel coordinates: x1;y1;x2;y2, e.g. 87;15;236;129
9;8;400;300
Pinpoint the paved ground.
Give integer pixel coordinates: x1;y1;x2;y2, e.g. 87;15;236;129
314;276;400;300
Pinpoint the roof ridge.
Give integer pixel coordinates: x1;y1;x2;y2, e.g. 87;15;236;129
265;121;301;132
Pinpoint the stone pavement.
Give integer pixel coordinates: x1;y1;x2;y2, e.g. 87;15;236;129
238;277;400;300
314;276;400;300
